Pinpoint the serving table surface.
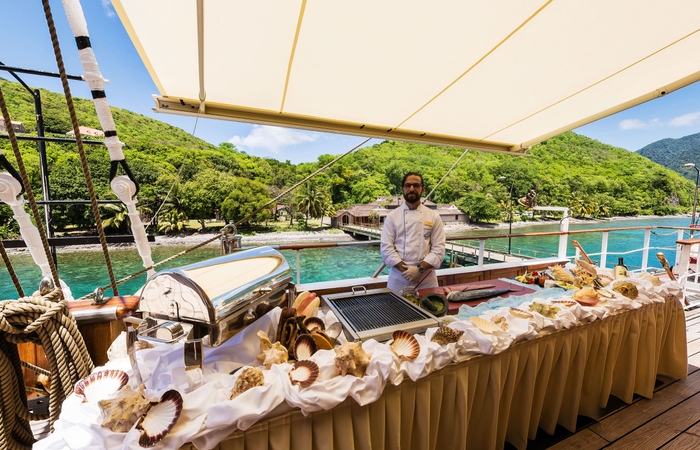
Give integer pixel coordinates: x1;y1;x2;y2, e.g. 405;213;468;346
417;279;538;315
180;293;686;450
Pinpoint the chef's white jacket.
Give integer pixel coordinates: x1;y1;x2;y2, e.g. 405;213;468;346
380;203;446;292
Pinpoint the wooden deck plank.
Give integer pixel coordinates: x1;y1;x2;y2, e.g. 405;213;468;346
686;339;700;356
589;370;700;442
660;424;700;450
603;393;700;449
686;331;700;343
545;429;608;450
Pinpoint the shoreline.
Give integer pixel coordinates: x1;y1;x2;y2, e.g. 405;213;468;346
5;214;689;255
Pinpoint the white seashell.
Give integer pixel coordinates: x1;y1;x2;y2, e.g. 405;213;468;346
509;307;533;319
74;369;129;403
470;316;501;334
294;334;317;360
288;360;319;388
99;384;151;433
136;389;183;447
389;330;420;360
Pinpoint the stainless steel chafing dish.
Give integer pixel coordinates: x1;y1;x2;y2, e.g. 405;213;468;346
138;246;292;346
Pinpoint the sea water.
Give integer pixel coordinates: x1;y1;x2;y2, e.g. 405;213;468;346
0;216;692;300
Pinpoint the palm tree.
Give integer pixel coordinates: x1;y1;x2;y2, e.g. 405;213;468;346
295;183;327;227
100;203;129;233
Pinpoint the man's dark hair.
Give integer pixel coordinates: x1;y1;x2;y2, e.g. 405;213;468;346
401;172;424;187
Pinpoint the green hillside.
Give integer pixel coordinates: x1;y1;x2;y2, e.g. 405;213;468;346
0;78;693;238
637;132;700;180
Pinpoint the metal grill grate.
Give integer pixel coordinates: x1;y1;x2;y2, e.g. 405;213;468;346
331;293;431;331
323;289;441;342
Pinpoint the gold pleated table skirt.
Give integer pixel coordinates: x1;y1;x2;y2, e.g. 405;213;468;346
183;297;687;450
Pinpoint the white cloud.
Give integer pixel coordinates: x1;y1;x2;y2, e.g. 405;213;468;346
618;118;661;130
229;126;319;154
101;0;116;18
669;111;700;127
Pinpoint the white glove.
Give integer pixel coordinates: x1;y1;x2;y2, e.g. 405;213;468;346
402;265;421;282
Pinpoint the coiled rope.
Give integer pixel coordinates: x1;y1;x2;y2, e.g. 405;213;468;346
0;288;93;449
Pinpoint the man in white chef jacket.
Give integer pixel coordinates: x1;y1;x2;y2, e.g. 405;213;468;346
380;173;446;293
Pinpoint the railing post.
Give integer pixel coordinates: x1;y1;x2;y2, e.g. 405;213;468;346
478;240;485;267
641;228;651;270
676;229;685;266
558;208;569;259
296;249;301;285
600;232;608;269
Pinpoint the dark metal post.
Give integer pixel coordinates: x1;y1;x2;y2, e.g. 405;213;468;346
34;90;56;263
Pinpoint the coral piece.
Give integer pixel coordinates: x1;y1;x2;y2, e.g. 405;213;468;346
288;360;319;388
430;326;464;345
99;384;151;433
231;367;265;399
390;330;420;360
490;315;509;331
334;341;370;377
256;330;288;369
529;302;562;317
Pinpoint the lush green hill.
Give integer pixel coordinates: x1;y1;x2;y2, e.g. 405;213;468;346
0;78;693;238
637;132;700;179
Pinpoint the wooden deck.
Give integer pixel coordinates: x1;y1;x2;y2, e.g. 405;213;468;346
514;305;700;450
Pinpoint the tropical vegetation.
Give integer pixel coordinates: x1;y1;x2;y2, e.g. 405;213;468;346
0;78;694;239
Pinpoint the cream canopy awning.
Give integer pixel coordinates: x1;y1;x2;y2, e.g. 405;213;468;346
112;0;700;154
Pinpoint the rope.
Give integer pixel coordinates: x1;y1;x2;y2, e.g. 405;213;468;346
0;288;93;449
0;240;24;298
41;0;118;295
423;147;471;203
0;85;61;292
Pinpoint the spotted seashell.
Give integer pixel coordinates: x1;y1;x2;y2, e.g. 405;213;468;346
509;307;533;319
231;367;264;399
74;369;129;403
389;330;420;361
136;389;183;447
288;360;319;388
430;326;464;345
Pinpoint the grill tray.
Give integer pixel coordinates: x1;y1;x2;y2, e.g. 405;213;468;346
323;288;441;342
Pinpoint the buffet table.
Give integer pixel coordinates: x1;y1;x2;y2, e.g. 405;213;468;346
180;292;686;450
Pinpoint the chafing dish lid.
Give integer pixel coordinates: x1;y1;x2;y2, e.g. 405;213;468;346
139;246;291;323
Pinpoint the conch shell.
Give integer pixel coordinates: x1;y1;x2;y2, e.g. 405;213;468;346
293;291;320;318
334;341;370;377
98;384;151;433
256;330;288;369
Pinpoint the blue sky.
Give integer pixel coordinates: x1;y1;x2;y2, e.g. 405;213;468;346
4;0;700;164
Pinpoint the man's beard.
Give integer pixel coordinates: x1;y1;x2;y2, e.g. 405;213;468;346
404;192;420;203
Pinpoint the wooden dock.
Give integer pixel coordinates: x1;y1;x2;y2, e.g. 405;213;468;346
519;305;700;450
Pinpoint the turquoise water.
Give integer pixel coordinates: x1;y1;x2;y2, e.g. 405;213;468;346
0;216;692;300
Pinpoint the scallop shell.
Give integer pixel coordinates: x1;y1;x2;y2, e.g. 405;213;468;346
294;334;317;360
303;317;325;332
74;369;129;403
99;384;151;433
136;389;183;448
310;329;335;350
552;300;576;307
231;367;265;399
288;360;319;388
509;307;533;319
430;326;464;345
389;330;420;361
470;316;501;334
